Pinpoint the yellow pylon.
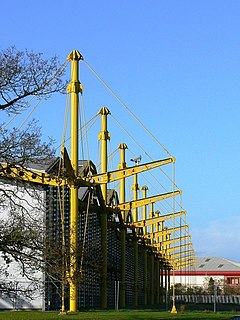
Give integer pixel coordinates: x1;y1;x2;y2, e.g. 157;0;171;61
171;304;177;314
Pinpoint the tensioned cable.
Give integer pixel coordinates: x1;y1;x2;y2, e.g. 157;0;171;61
79;94;85;159
55;114;99;152
0;96;35;131
172;162;176;272
16;60;68;131
112;115;186;216
96;147;119;173
79;189;92;274
17;98;46;131
83;59;172;157
80;93;92;170
61;94;71;153
110;113;180;191
83;59;195;268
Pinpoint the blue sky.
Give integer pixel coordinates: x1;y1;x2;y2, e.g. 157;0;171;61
1;0;240;262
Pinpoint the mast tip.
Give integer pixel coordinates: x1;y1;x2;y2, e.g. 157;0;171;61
67;50;84;61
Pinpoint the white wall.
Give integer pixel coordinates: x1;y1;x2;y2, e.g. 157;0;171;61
0;179;46;310
172;275;224;287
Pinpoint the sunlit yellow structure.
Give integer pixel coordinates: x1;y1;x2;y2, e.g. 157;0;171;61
0;49;195;312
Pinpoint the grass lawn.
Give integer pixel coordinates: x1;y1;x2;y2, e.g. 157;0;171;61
0;310;237;320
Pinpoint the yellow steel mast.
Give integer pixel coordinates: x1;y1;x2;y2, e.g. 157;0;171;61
98;106;111;308
0;48;196;312
118;143;128;308
66;50;83;313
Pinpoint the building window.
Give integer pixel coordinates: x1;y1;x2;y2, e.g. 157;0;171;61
199;264;205;268
205;258;210;262
218;264;224;268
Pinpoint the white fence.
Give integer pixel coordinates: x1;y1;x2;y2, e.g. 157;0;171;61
176;294;240;304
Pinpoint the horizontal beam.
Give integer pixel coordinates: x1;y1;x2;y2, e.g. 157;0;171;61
153;235;191;248
144;224;189;240
82;157;175;184
134;210;186;228
117;190;181;211
159;242;193;254
0;163;67;187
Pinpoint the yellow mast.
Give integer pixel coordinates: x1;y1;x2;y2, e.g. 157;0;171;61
98;106;111;308
141;186;148;305
132;173;139;306
66;50;83;313
118;143;128;308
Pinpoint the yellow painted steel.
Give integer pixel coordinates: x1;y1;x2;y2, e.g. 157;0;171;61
132;173;139;307
67;49;83;313
118;143;128;219
163;242;193;254
98;106;110;201
174;260;196;269
141;186;148;229
98;106;110;308
0;163;67;186
134;210;186;228
154;210;161;244
149;203;154;234
168;249;194;259
141;186;148;305
159;234;191;247
0;47;196;309
117;190;181;211
173;257;195;265
144;224;189;240
84;157;175;184
118;143;128;308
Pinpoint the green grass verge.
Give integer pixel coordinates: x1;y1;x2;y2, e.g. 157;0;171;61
0;310;237;320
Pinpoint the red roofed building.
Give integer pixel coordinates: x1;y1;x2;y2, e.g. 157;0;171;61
173;257;240;288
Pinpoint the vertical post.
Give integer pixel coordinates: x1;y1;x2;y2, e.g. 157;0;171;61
149;203;155;306
67;50;83;313
171;269;177;313
159;222;164;305
142;186;148;306
118;143;128;308
164;265;168;310
132;174;139;306
156;258;160;305
167;268;171;310
160;264;164;304
155;210;160;306
150;254;155;305
150;203;154;234
98;106;111;308
98;107;111;201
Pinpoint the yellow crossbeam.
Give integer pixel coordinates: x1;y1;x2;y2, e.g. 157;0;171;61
154;234;191;247
144;224;189;240
163;242;193;254
82;157;175;184
116;190;181;211
134;210;185;228
0;163;66;187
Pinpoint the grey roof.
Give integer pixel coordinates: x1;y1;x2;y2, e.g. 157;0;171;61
194;257;240;272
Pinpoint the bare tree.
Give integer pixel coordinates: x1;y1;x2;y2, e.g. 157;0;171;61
0;46;66;113
0;46;66;304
